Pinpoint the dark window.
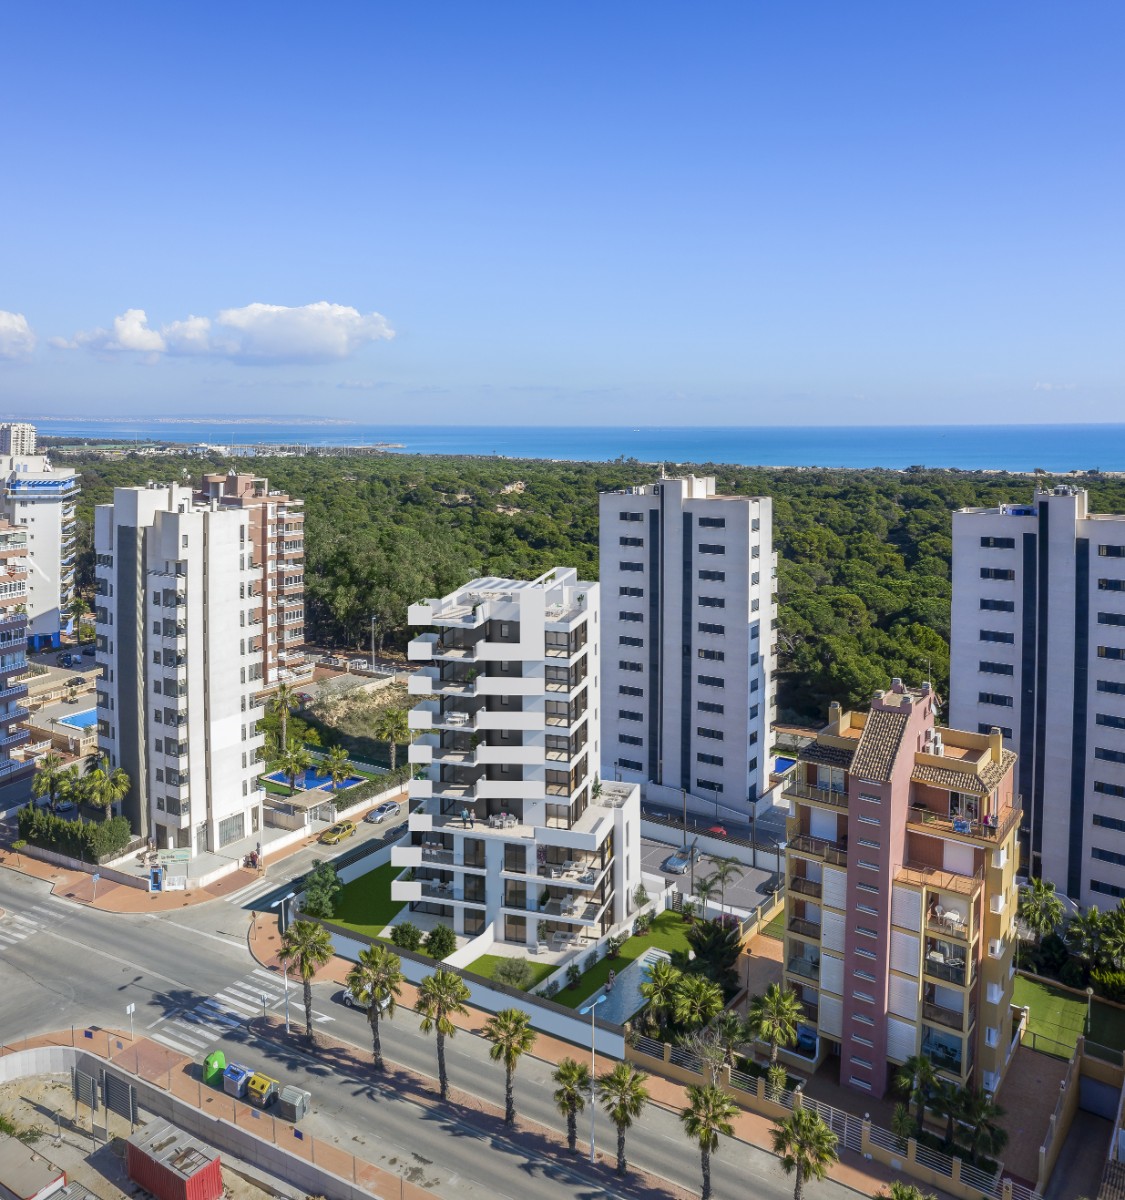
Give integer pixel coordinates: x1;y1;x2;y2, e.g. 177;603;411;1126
618;758;643;771
619;511;644;522
698;674;724;688
1099;647;1125;660
980;661;1015;675
618;660;643;673
698;596;725;609
980;598;1015;612
1099;681;1125;696
1096;747;1125;764
1100;579;1125;592
1091;879;1125;898
1095;781;1125;797
620;536;644;547
749;756;758;770
619;684;643;697
620;561;644;573
749;704;759;719
620;733;643;746
1100;546;1125;558
980;629;1015;644
1095;814;1125;831
619;586;643;597
978;722;1013;738
1093;847;1125;866
698;570;726;582
696;778;723;793
618;709;643;723
980;568;1015;580
981;536;1016;549
697;726;724;740
619;635;643;647
1099;613;1125;626
619;610;643;622
698;700;724;714
698;622;725;635
979;691;1014;707
699;544;725;555
697;752;724;766
698;516;726;529
698;648;725;661
1098;713;1125;730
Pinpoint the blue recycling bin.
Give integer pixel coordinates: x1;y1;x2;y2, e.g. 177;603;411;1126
223;1063;253;1098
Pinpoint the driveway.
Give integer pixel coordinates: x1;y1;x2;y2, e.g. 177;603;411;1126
641;834;776;913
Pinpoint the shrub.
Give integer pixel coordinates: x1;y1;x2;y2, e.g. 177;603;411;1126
765;1063;787;1099
494;957;534;990
634;912;652;935
17;806;133;864
1039;931;1070;974
1060;957;1089;989
605;934;625;959
1092;969;1125;1003
583;951;597;973
390;922;423;952
302;859;341;919
566;962;581;988
633;882;649;910
424;924;457;959
542;979;560;999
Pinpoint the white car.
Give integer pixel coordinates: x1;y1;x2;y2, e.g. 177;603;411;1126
365;801;401;824
340;987;391;1013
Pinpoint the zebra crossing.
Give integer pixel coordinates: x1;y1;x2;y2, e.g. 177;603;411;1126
150;967;334;1057
0;903;58;950
221;875;281;910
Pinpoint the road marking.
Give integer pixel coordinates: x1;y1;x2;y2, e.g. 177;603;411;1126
215;992;259;1016
151;1031;200;1055
251;967;282;982
140;915;245;948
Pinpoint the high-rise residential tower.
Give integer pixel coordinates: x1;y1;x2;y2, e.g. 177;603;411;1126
950;486;1125;905
94;484;265;852
397;569;642;948
783;681;1020;1099
599;476;775;810
0;424;37;456
0;520;32;792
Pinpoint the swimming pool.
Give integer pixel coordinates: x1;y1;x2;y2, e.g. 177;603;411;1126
583;948;671;1024
774;755;796;774
264;767;364;792
57;709;97;730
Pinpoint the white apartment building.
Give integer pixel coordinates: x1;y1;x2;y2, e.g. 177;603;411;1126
599;476;775;812
951;486;1125;905
0;449;78;650
94;484;265;853
395;569;642;949
0;424;37;455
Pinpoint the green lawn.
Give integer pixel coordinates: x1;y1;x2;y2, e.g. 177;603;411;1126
468;954;557;989
761;905;786;941
332;862;406;939
554;911;693;1009
1013;974;1125;1053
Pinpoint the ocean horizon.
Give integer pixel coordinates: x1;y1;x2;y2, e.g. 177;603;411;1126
15;418;1125;473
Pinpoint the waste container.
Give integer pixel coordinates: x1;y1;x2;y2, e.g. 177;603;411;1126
277;1085;310;1123
246;1072;279;1108
202;1050;226;1087
223;1063;253;1099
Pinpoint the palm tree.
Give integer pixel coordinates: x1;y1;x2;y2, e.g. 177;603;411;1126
597;1062;649;1176
324;744;352;792
712;1009;745;1068
269;681;298;757
277;920;334;1043
552;1057;591;1153
483;1007;537;1125
877;1184;938;1200
639;958;682;1031
959;1087;1009;1165
83;754;130;822
415;969;472;1101
707;855;743;918
31;752;66;811
1067;906;1106;970
770;1108;839;1200
930;1078;964;1148
681;1083;738;1200
894;1054;939;1135
1018;877;1064;944
373;706;411;771
747;983;803;1066
279;739;313;795
672;974;724;1030
345;944;403;1071
693;873;720;920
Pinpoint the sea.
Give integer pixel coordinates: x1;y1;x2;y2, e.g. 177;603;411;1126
20;418;1125;473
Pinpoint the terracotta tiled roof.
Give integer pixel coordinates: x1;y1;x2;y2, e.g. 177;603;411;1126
798;743;855;769
850;709;909;782
911;749;1016;796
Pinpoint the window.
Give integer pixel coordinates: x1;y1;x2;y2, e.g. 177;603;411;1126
697;752;724;766
857;837;881;849
618;660;643;672
619;586;643;597
698;622;725;635
619;709;643;723
218;814;246;847
1099;681;1125;696
619;610;643;622
980;629;1015;644
1099;647;1125;660
751;599;760;611
1095;781;1125;797
750;621;760;639
749;731;758;746
978;722;1014;738
698;700;724;714
855;946;877;958
981;567;1015;580
697;726;724;740
748;755;758;770
1101;579;1125;592
749;704;759;719
981;536;1016;549
853;971;876;984
1098;713;1125;730
698;516;726;528
1091;879;1125;898
1094;814;1125;832
1096;749;1125;766
698;596;725;608
1099;545;1125;557
856;882;880;894
699;543;725;556
856;902;878;916
858;814;881;826
979;692;1014;707
619;536;644;547
696;778;723;793
619;635;643;647
620;511;644;522
980;598;1015;612
698;674;724;688
980;660;1015;675
856;925;878;939
1100;613;1125;626
698;569;725;582
698;648;725;661
619;684;643;697
619;758;643;772
1093;847;1125;866
620;561;644;573
620;733;643;746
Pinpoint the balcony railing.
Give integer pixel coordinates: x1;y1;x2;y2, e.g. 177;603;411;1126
789;835;847;867
907;801;1022;844
926;915;972;941
786;957;820;981
788;876;823;899
787;915;822;940
923;1001;966;1031
785;780;849;810
923;955;967;987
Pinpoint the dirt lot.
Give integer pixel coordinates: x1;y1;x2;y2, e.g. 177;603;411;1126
0;1076;281;1200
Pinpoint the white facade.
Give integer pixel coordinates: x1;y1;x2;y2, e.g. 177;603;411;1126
94;484;265;853
396;568;642;948
951;486;1125;905
599;476;776;811
0;452;78;649
0;424;37;455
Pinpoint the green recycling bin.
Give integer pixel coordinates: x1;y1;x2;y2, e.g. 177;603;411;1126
203;1050;227;1087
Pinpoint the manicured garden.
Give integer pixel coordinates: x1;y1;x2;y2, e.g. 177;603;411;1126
468;954;556;990
1012;974;1125;1053
332;862;406;938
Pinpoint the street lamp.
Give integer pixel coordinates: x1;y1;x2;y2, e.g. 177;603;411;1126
270;891;296;934
1087;986;1094;1035
578;992;609;1164
369;614;377;672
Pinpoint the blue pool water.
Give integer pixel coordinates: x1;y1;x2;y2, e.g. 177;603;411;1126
58;709;97;730
265;768;364;791
774;756;796;773
584;948;671;1024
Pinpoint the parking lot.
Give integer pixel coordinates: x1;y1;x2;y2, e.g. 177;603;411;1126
640;833;778;914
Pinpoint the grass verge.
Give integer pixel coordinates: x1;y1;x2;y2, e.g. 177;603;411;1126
1013;974;1125;1053
332;862;406;939
467;954;557;989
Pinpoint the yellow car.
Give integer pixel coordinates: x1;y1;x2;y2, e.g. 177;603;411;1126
320;820;357;845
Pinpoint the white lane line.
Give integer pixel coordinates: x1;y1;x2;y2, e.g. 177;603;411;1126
151;1032;199;1055
166;1022;212;1048
182;1009;236;1034
215;992;259;1016
0;930;23;945
251;967;282;981
196;1002;246;1027
139;915;245;948
226;981;269;1001
6;915;38;931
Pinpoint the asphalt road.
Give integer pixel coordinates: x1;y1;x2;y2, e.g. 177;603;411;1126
0;849;862;1200
640;834;779;914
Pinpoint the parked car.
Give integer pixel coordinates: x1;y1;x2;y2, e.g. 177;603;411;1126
382;823;407;842
706;824;728;838
67;675;87;687
82;644;97;656
661;850;692;875
365;801;401;824
339;987;391;1013
52;799;78;817
319;821;357;845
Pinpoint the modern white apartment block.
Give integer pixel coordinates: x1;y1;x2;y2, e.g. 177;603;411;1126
0;520;33;791
951;486;1125;905
0;423;37;456
599;476;775;810
396;569;642;949
94;484;265;853
0;447;78;650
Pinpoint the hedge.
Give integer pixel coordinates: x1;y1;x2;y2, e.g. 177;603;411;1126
17;806;134;864
331;769;412;811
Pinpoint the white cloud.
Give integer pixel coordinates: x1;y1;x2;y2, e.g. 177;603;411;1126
65;301;394;364
1033;381;1077;392
0;311;36;359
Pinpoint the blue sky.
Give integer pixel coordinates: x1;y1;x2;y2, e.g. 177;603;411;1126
1;3;1122;426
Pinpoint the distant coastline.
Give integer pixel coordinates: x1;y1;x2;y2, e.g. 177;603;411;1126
12;418;1125;473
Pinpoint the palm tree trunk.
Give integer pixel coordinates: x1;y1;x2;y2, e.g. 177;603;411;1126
794;1161;805;1200
370;1011;383;1070
390;740;397;771
770;1038;779;1066
505;1064;515;1124
281;709;288;754
303;980;314;1042
437;1029;448;1100
701;1144;712;1200
566;1106;577;1152
616;1124;626;1175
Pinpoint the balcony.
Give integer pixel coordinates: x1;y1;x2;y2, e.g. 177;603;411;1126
924;953;967;987
897;861;983;898
921;1033;964;1076
787;915;821;940
785;780;849;811
907;801;1022;845
786;956;820;982
789;835;847;867
923;1001;976;1033
788;875;823;899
